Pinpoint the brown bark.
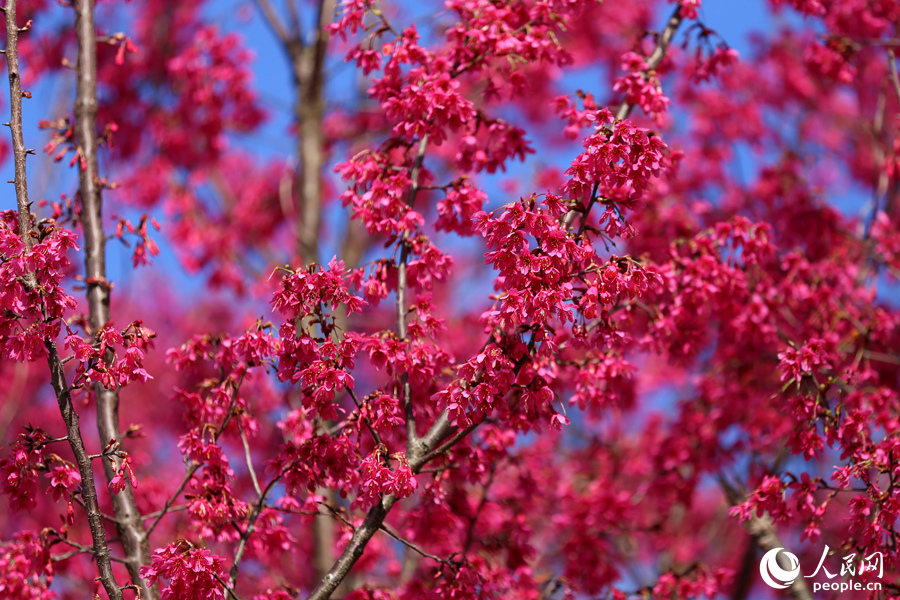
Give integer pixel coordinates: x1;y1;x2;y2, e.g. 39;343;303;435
72;0;154;596
4;0;31;255
256;0;346;584
293;0;335;266
4;2;122;598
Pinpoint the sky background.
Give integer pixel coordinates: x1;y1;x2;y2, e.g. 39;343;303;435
0;0;868;313
0;0;780;291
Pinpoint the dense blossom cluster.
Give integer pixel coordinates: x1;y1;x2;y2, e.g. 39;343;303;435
0;211;78;361
614;52;672;123
140;544;228;600
0;532;54;600
2;0;900;599
565;109;668;201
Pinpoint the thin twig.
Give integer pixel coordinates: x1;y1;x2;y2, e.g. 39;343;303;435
346;385;384;447
142;504;188;520
416;423;478;467
380;523;450;565
72;494;118;524
213;573;243;600
318;501;357;530
228;475;281;587
463;464;496;552
253;0;290;46
47;531;129;565
239;419;263;497
887;50;900;106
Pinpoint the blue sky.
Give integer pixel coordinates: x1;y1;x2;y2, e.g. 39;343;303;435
0;0;831;309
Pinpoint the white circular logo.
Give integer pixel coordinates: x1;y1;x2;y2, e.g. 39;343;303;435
760;548;801;589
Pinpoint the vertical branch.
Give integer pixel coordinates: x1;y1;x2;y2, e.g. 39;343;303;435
4;0;30;256
4;2;122;599
293;0;336;265
72;0;155;597
256;0;342;583
293;0;339;579
398;135;428;455
45;343;124;600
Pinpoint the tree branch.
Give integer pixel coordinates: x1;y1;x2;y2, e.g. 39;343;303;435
398;134;428;455
258;0;343;584
564;5;683;227
229;475;282;587
46;343;125;600
253;0;291;46
305;351;526;600
720;479;814;600
305;494;397;600
4;2;122;598
4;0;32;265
379;523;451;566
72;0;154;595
615;6;683;121
887;49;900;107
239;419;263;497
292;0;336;265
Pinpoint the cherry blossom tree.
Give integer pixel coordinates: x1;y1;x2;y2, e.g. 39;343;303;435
1;0;899;599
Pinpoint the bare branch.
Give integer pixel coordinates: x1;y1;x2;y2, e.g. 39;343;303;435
294;0;337;264
379;523;451;566
229;475;281;587
239;420;263;497
887;49;900;106
262;0;344;585
4;0;31;263
72;0;155;595
415;422;477;468
213;573;244;600
253;0;291;46
46;341;124;600
72;494;118;523
305;495;397;600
